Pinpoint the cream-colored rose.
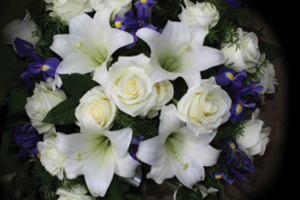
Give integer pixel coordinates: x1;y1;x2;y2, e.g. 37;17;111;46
25;78;67;134
56;185;95;200
38;137;66;180
147;80;174;118
236;109;270;156
179;0;219;30
177;77;231;135
258;54;278;94
221;28;261;73
75;86;117;129
106;54;157;117
3;10;41;51
45;0;93;23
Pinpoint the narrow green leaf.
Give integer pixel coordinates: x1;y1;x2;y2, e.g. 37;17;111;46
42;98;79;125
176;186;203;200
60;74;98;98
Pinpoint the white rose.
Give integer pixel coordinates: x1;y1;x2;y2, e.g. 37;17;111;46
179;0;220;30
56;185;95;200
25;78;67;134
106;54;157;117
45;0;93;23
147;80;174;118
90;0;132;16
177;77;231;135
236;109;270;156
258;54;278;94
75;86;117;129
38;137;66;180
221;28;261;73
3;10;41;51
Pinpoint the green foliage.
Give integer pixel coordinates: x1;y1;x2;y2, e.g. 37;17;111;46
112;111;159;139
60;74;98;99
27;0;68;57
212;121;245;148
176;186;203;200
43;98;79;125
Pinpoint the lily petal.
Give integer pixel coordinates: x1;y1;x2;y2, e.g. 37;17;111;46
50;35;77;59
106;128;132;158
84;148;115;197
56;52;99;74
159;104;184;136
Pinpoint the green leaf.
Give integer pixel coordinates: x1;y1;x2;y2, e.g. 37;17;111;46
176;186;203;200
103;176;124;200
60;74;98;98
42;98;79;125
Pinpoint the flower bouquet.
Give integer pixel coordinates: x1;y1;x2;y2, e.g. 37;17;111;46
0;0;279;199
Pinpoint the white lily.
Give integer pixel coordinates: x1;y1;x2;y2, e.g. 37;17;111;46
136;21;224;87
56;114;139;197
50;9;134;85
136;104;220;188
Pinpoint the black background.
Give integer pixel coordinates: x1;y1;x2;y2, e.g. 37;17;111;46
249;1;296;199
0;0;297;199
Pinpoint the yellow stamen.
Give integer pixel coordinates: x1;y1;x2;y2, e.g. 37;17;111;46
42;65;50;71
236;103;243;115
141;0;147;3
225;72;234;80
115;21;122;28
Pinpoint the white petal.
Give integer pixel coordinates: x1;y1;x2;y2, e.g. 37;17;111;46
64;159;85;179
170;153;205;188
158;21;191;55
79;113;104;134
69;13;105;55
56;132;96;159
188;26;208;47
181;72;201;89
56;52;98;74
106;128;132;158
114;154;140;177
147;162;174;184
104;28;134;56
84;149;115;197
136;27;161;53
159;104;185;135
50;34;77;59
178;46;225;73
92;60;109;85
136;136;165;166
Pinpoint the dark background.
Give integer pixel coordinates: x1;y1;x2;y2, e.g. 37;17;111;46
0;0;296;199
248;1;296;199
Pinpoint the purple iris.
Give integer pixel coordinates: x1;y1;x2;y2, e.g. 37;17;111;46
130;135;144;161
114;0;159;48
230;97;256;123
135;0;157;20
223;0;243;8
15;37;60;88
214;138;255;184
216;67;263;122
13;123;41;158
14;37;35;57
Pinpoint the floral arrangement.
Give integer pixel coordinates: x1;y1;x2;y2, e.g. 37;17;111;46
0;0;279;199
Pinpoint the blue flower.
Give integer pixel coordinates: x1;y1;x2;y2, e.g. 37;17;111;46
135;0;157;20
214;137;255;184
17;37;60;88
230;97;256;122
14;37;35;57
13;123;41;158
114;1;159;48
223;0;243;8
